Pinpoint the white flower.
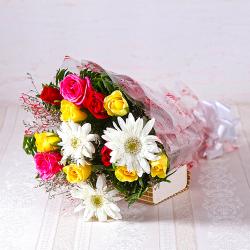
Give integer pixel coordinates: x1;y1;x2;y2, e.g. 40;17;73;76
71;175;122;221
57;121;98;165
102;113;161;177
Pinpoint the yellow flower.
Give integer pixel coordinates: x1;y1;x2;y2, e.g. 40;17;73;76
150;153;169;178
60;99;87;122
34;132;60;152
104;90;129;116
115;166;138;182
63;164;92;183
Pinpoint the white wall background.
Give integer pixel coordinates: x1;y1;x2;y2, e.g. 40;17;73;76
0;0;250;104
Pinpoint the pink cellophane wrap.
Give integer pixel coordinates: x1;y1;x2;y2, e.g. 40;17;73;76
61;56;238;169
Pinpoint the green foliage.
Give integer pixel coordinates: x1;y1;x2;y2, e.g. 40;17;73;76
80;69;117;95
80;68;148;120
23;135;37;156
55;68;71;87
107;172;150;206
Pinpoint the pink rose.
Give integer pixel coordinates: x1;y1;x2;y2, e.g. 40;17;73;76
34;152;62;180
60;74;92;106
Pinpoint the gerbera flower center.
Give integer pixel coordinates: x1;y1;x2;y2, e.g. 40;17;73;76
124;137;142;154
71;137;80;149
91;195;103;208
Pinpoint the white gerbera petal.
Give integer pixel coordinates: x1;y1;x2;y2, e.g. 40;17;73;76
134;118;144;135
141;118;155;136
113;121;121;131
70;189;85;199
96;175;106;191
97;208;107;222
71;183;94;199
107;189;120;198
86;143;95;154
140;158;150;174
117;117;126;130
128;113;135;123
108;202;121;213
104;204;122;220
137;168;144;177
82;123;91;135
87;134;98;142
143;151;160;161
83;207;95;221
144;135;161;143
81;147;92;158
74;204;85;213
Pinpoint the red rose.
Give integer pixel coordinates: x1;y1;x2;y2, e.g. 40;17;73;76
86;91;108;119
101;146;112;167
40;86;63;106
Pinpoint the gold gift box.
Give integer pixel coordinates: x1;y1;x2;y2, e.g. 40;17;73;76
138;165;190;205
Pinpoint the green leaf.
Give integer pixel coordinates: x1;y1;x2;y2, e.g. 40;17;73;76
55;68;71;86
79;69;116;94
23;135;37;156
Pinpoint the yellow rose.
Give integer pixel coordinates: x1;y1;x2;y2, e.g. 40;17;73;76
104;90;129;116
34;132;60;152
150;153;169;178
63;164;92;183
60;99;87;122
115;166;138;182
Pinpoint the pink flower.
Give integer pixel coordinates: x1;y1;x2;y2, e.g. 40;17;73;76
34;152;62;180
60;74;92;106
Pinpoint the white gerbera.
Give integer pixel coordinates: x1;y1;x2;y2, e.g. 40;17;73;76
71;175;122;221
57;121;98;165
102;113;161;177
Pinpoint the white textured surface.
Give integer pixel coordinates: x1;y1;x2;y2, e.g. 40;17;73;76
1;1;250;250
1;104;250;250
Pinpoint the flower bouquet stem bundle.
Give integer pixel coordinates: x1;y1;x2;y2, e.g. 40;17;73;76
20;56;238;221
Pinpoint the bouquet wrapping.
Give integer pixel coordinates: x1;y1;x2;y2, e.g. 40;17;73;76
21;56;237;221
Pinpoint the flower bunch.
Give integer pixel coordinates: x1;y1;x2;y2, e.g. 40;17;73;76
21;60;171;221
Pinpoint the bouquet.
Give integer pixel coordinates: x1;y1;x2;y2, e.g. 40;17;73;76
21;56;237;221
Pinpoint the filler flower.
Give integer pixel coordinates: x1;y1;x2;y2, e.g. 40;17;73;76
71;175;122;221
60;74;92;106
57;121;98;165
102;113;161;177
34;152;62;180
104;90;129;116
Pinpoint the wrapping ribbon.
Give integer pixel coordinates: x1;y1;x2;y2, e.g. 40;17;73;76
198;100;238;159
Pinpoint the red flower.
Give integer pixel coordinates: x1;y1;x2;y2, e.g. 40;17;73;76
40;86;63;106
86;91;108;119
101;146;112;167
